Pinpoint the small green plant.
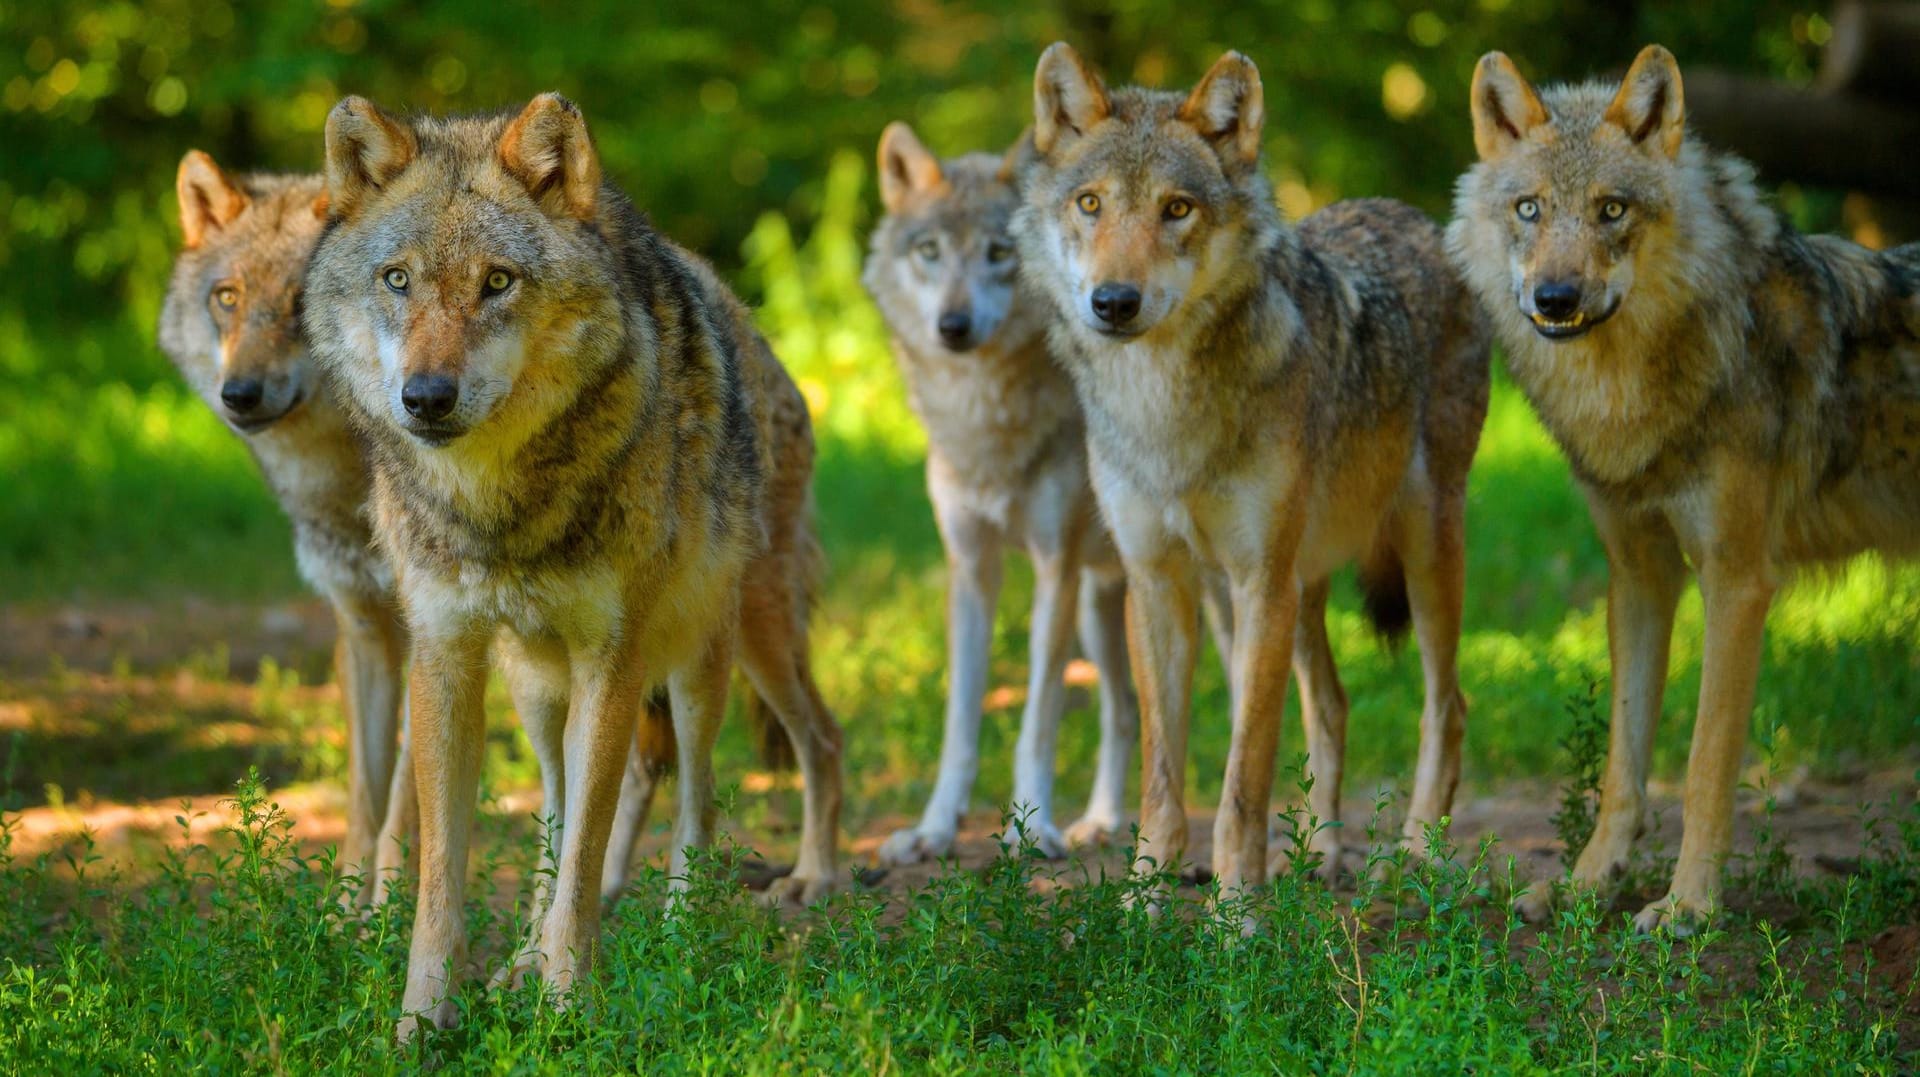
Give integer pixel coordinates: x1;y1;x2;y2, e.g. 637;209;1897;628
1550;679;1609;856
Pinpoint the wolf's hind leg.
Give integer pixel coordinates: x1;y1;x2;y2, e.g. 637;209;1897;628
738;608;845;907
1393;494;1469;861
1275;576;1346;884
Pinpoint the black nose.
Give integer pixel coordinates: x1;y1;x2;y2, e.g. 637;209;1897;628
937;311;972;347
401;374;459;421
1090;283;1142;326
220;378;264;415
1533;282;1581;320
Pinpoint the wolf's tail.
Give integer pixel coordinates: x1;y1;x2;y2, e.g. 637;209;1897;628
1357;540;1413;645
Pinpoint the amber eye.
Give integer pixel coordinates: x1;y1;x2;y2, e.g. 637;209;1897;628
986;240;1015;265
1164;198;1193;221
914;238;941;262
1076;192;1101;215
483;269;513;296
212;285;239;310
1516;198;1540;222
383;267;409;293
1601;199;1627;222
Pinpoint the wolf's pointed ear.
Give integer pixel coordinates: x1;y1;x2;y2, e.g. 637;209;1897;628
1179;51;1265;169
499;92;602;220
324;96;417;218
877;123;944;213
1033;43;1112;156
176;150;248;249
997;127;1038;185
1605;45;1685;159
1470;52;1549;161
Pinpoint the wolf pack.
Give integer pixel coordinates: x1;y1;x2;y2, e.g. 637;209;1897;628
156;42;1920;1037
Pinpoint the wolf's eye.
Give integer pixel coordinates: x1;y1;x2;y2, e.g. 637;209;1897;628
915;239;941;262
383;267;409;293
1076;192;1101;215
212;285;239;310
986;240;1015;265
483;269;513;296
1516;199;1540;222
1601;199;1627;222
1164;198;1193;221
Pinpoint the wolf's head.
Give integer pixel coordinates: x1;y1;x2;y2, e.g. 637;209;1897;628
864;124;1033;356
159;153;329;435
1017;43;1275;341
1449;45;1694;342
304;93;622;448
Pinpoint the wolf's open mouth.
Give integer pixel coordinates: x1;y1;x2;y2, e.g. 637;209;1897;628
1527;303;1615;340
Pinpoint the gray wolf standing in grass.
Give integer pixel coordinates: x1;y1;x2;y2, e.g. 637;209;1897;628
1450;45;1920;932
158;154;409;891
304;93;844;1037
863;123;1163;863
1016;44;1491;904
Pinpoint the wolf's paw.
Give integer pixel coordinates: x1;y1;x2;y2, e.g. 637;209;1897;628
760;870;847;909
1632;894;1711;937
1063;813;1125;850
1515;884;1558;924
876;825;956;866
395;997;459;1043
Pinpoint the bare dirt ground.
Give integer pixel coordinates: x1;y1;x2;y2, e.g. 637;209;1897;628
4;598;1915;1017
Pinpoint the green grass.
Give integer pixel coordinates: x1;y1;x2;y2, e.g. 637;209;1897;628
1;771;1915;1073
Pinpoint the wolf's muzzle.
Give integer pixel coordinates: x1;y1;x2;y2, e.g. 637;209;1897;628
937;310;973;350
402;373;460;422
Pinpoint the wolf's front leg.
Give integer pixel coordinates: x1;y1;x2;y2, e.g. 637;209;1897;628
1212;563;1298;919
534;637;648;999
395;627;490;1042
330;589;406;889
1637;547;1773;935
878;498;1002;866
1527;496;1684;922
1065;567;1136;849
1009;542;1085;858
492;633;571;989
600;695;670;904
1124;557;1200;895
370;700;414;907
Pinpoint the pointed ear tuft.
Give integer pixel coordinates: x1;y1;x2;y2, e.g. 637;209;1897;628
876;122;945;213
323;96;417;218
997;126;1038;186
498;92;602;220
1178;51;1265;168
1469;52;1550;161
1605;45;1685;159
1032;43;1112;156
176;150;249;249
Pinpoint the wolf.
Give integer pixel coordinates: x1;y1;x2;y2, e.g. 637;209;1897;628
303;92;844;1037
862;122;1167;863
1449;45;1920;932
1015;44;1492;903
158;154;409;888
155;153;695;914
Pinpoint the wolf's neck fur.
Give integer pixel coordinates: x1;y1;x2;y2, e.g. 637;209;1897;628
893;322;1083;490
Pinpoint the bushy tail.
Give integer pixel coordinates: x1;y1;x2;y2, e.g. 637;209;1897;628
1357;540;1412;646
